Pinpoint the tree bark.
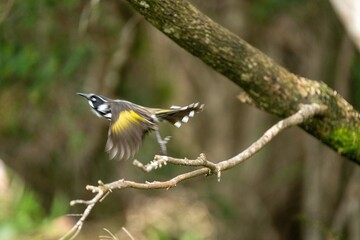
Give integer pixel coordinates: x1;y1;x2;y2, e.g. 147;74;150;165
123;0;360;164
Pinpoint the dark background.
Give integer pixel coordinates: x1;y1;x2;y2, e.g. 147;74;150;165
0;0;359;239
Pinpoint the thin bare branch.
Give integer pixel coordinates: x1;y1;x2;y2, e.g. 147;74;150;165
122;227;136;240
133;153;216;173
60;190;105;240
99;228;119;240
61;103;326;239
124;0;360;163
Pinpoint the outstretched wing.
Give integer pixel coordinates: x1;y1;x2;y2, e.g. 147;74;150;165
106;101;155;160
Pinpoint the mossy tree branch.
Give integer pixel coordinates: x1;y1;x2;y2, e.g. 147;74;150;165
123;0;360;164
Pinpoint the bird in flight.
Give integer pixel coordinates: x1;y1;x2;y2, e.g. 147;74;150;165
78;93;204;161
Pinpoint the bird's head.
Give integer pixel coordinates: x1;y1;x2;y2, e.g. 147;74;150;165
77;93;112;120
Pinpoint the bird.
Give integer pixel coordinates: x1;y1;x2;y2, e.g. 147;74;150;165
77;93;204;161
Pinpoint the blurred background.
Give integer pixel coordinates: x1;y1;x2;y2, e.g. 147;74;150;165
1;0;360;239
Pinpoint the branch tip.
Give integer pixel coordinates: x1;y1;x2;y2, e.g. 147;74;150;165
63;101;324;239
216;167;221;182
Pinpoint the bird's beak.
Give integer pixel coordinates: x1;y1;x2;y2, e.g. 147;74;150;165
77;92;89;99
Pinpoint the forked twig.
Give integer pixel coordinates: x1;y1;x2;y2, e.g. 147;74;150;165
61;103;326;239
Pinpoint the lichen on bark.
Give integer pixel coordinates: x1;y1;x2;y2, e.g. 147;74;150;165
125;0;360;164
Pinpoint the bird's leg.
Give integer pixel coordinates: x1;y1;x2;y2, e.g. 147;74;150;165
151;115;171;155
154;128;168;155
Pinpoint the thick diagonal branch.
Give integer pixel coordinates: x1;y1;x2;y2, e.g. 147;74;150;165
123;0;360;163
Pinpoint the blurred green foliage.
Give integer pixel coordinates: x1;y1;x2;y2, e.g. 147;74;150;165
351;54;360;109
0;167;69;239
0;36;91;102
250;0;305;21
0;1;91;102
146;227;202;240
1;0;359;239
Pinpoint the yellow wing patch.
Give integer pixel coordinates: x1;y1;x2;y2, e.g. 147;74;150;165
111;110;144;133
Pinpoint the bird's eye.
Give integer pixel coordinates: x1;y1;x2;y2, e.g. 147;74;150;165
91;97;97;102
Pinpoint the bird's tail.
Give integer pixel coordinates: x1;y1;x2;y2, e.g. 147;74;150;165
155;103;204;128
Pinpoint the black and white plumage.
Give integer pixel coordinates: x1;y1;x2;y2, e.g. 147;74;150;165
77;93;204;161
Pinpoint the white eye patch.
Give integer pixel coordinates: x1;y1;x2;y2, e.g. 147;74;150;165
98;104;109;113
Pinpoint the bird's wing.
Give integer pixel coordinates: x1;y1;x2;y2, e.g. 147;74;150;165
106;101;155;160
